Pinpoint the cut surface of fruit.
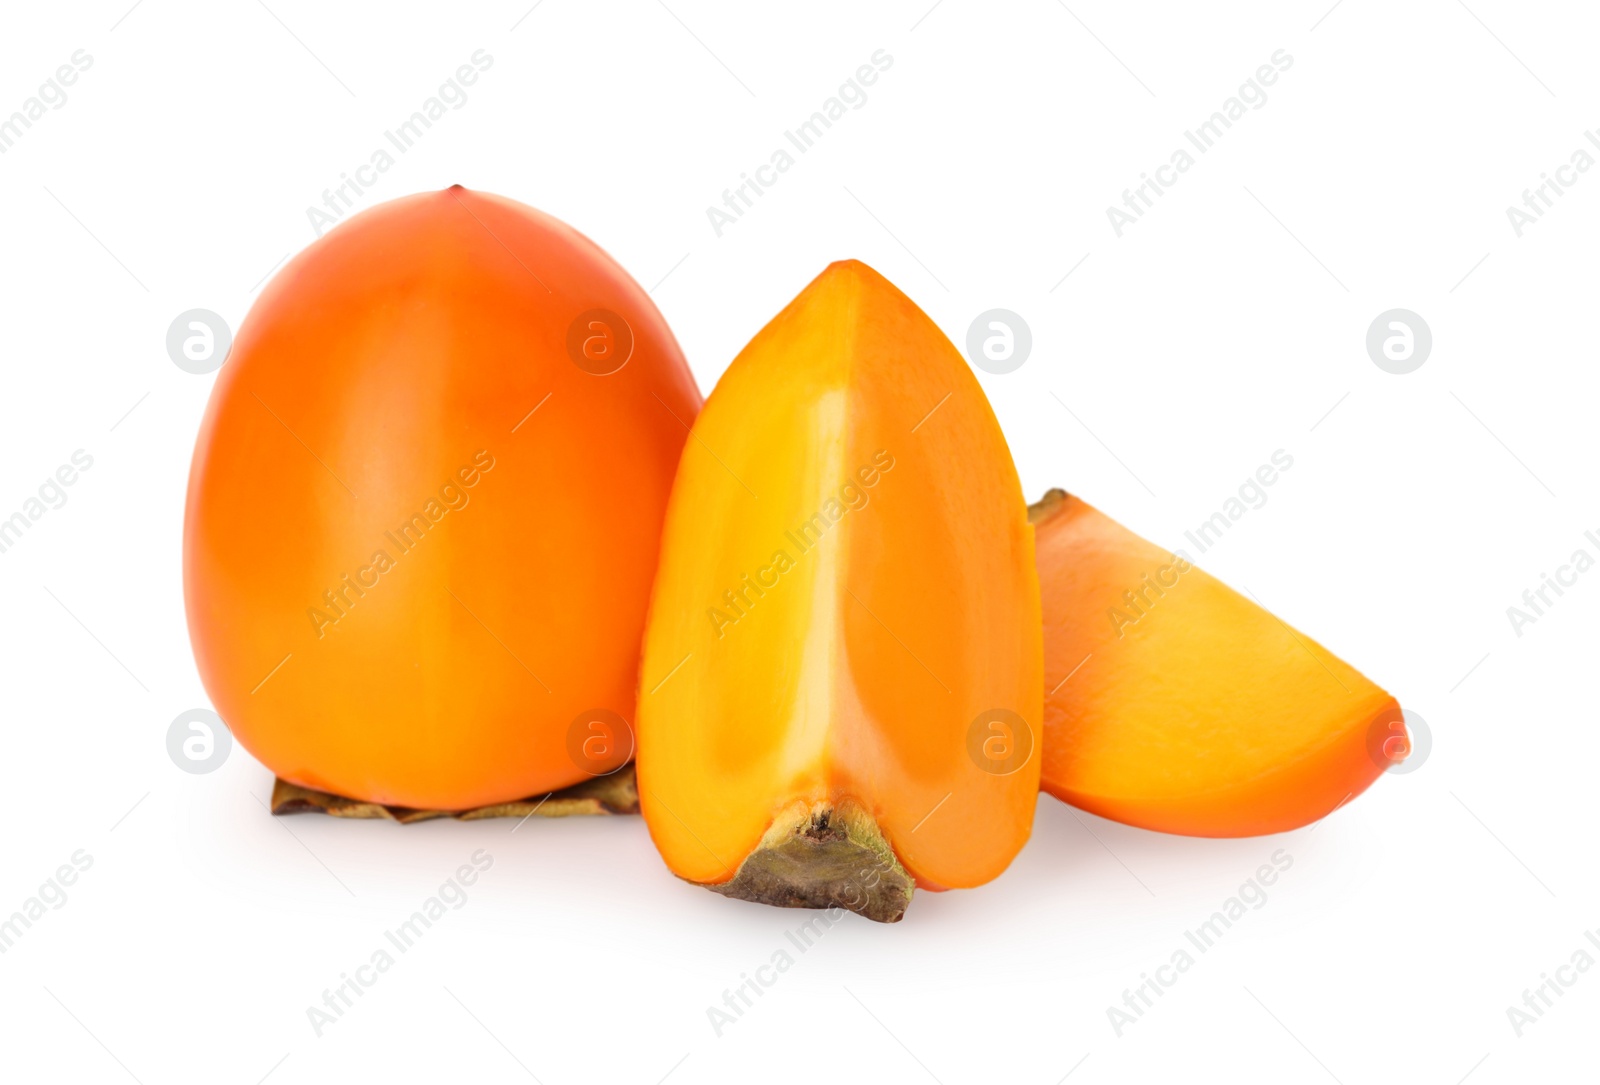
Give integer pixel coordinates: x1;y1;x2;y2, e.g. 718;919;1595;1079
184;187;701;810
1033;489;1404;837
637;261;1041;921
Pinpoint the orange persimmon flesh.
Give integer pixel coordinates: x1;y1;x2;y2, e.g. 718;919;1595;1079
184;187;701;810
637;261;1041;920
1033;490;1404;836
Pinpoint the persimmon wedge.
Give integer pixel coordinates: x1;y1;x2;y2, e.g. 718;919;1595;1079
184;187;701;810
637;261;1042;922
1032;489;1406;836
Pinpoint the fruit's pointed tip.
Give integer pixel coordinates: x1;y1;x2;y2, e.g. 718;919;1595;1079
807;259;911;308
1392;700;1412;761
447;183;466;192
817;258;889;288
1360;698;1411;774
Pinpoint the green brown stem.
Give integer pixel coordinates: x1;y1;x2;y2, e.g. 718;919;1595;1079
700;800;915;923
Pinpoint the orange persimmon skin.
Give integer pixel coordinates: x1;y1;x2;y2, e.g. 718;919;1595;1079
1035;492;1402;836
183;187;700;810
638;261;1042;892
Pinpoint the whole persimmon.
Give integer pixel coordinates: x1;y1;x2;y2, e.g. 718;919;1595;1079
184;186;700;810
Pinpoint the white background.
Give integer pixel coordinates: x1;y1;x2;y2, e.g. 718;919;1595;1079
1;1;1595;1082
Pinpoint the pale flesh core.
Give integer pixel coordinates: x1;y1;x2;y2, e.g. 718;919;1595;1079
637;262;1042;905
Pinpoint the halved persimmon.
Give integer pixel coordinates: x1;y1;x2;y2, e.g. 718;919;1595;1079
184;187;701;810
1032;489;1405;836
636;261;1041;921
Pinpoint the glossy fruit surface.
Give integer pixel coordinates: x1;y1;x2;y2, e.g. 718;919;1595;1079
1033;489;1403;836
637;261;1041;918
184;187;700;809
